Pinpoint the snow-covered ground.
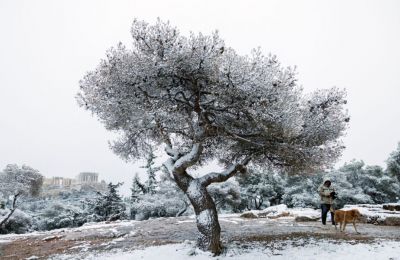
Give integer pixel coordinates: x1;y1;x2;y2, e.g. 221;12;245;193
1;204;400;259
53;239;400;260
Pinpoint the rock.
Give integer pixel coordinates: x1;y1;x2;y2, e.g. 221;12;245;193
257;204;289;218
365;216;382;225
42;236;57;241
25;256;39;260
295;216;319;222
268;212;290;219
383;204;400;211
42;235;63;241
383;216;400;226
240;212;258;218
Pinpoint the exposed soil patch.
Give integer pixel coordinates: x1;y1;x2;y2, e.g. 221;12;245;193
1;215;399;259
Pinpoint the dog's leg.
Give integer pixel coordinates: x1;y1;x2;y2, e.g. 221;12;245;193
341;212;346;232
353;222;360;234
339;221;343;232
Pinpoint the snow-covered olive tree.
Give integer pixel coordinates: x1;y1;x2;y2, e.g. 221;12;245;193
0;164;43;227
77;19;348;254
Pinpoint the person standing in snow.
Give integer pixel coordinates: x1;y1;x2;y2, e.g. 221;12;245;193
318;179;336;225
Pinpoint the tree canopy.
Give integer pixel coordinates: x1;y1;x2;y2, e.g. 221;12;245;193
77;19;349;175
0;164;43;199
0;164;43;227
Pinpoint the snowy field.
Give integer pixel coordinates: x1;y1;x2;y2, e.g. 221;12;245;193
1;207;400;259
52;239;400;260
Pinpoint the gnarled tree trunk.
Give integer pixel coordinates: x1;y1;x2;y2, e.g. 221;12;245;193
173;171;223;255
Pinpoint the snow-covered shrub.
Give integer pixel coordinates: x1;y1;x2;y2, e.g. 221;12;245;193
132;193;188;220
17;187;102;231
282;174;321;208
0;209;32;234
131;173;189;220
237;168;286;210
336;161;399;206
362;166;399;204
86;182;127;221
0;164;43;228
281;160;399;209
208;180;242;212
35;202;87;230
387;142;400;183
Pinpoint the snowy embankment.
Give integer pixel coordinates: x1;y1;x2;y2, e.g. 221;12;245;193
239;203;400;225
343;204;400;225
239;204;320;221
53;239;400;260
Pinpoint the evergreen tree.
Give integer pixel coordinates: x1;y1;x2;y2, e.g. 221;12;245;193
89;182;126;221
141;148;160;194
131;173;146;202
130;174;146;219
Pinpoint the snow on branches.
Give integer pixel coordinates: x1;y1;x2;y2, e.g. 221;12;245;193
0;164;43;227
77;19;348;176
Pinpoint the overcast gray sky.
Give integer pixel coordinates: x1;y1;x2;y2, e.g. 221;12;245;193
0;0;399;194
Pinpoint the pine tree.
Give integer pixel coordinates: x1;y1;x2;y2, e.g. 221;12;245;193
131;173;145;202
90;182;126;221
130;174;146;219
141;148;160;194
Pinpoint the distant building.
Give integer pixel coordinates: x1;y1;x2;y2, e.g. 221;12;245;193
41;172;106;198
43;177;74;187
77;172;99;184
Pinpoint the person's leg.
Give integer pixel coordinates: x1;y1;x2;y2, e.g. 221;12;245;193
321;204;328;225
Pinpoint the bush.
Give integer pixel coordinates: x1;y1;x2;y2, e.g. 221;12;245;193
35;202;87;230
131;192;189;220
0;209;32;234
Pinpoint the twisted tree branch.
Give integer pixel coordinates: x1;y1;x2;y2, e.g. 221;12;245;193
199;157;251;186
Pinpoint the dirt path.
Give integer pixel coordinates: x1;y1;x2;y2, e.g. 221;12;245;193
0;215;399;259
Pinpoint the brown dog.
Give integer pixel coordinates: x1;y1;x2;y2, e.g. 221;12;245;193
334;209;361;234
